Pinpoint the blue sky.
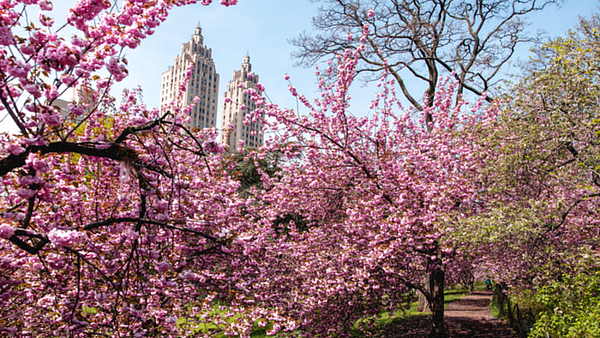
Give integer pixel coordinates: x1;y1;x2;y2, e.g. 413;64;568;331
115;0;320;114
116;0;600;119
1;0;599;133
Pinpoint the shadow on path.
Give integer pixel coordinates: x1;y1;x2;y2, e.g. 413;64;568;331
367;290;519;337
443;290;519;337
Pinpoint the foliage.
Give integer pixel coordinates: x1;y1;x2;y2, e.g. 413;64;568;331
462;12;600;289
225;148;281;198
456;11;600;338
489;283;536;336
528;270;600;338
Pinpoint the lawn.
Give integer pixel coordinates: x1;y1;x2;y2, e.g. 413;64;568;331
243;286;473;338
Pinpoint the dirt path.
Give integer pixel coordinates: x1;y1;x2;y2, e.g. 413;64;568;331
443;290;519;337
368;290;519;337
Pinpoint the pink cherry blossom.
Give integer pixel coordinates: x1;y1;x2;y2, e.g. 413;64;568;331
48;228;86;247
0;26;13;45
67;103;85;116
23;83;41;98
0;223;15;239
38;0;52;11
6;143;25;155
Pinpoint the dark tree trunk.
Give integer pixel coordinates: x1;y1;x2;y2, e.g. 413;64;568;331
429;265;447;338
468;278;475;294
460;269;475;294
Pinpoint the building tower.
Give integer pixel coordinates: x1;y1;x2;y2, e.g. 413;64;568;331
160;24;219;129
221;53;264;150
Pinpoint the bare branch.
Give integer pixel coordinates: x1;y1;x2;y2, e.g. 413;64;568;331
292;0;562;105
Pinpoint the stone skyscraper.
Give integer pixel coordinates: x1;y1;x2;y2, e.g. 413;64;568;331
160;24;219;129
221;53;264;150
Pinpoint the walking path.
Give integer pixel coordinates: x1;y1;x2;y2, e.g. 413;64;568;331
443;290;519;337
369;290;519;337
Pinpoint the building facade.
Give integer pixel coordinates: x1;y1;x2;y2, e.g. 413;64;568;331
221;53;264;150
160;25;219;129
55;85;96;124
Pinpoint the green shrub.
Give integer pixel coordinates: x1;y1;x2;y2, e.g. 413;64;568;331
528;270;600;338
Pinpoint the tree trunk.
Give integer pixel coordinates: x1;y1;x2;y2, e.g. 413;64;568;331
468;277;474;294
429;265;446;338
417;274;431;312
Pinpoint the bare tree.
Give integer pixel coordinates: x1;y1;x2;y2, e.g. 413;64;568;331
291;0;562;110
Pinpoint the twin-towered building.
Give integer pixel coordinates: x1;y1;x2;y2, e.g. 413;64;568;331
159;24;264;150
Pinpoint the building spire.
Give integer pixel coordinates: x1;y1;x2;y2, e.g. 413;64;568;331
194;21;202;36
160;24;219;131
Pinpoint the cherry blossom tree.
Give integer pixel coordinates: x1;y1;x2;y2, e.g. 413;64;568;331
0;1;286;337
0;1;550;337
237;38;500;336
291;0;566;316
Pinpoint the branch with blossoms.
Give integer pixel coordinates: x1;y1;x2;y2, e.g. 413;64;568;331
231;21;501;336
1;107;214;177
0;1;269;337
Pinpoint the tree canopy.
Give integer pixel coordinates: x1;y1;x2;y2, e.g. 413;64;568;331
0;0;598;337
292;0;561;109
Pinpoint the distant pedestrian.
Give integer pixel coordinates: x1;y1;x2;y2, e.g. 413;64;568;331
485;278;492;290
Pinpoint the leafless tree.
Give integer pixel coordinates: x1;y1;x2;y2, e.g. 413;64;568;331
291;0;562;110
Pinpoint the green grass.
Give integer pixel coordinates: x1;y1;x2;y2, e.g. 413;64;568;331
349;286;472;337
444;288;471;305
189;287;472;337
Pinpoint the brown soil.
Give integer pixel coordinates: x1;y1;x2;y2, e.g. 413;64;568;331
367;290;519;337
443;290;519;338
